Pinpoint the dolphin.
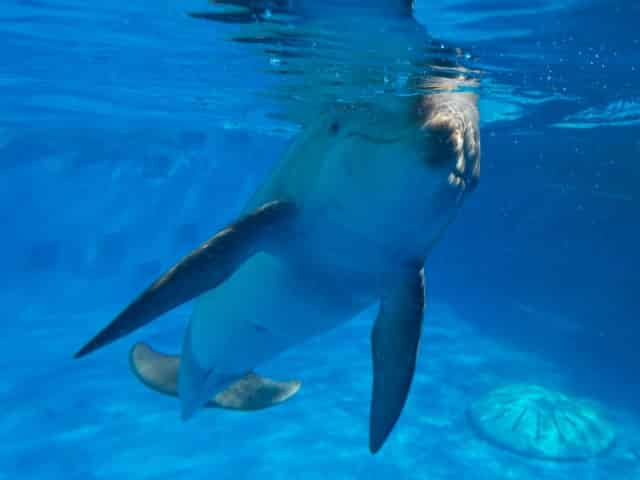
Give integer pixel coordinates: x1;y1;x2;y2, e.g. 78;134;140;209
74;0;481;453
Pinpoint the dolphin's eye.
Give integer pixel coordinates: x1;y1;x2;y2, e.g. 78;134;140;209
329;121;340;135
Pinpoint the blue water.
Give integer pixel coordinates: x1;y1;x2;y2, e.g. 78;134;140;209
2;0;640;478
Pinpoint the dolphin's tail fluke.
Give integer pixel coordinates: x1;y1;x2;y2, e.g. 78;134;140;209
129;341;301;411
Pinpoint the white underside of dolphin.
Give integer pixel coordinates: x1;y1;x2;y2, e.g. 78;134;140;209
74;91;480;453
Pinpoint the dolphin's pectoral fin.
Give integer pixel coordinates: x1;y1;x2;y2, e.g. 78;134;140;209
369;265;425;454
129;342;302;411
74;200;297;359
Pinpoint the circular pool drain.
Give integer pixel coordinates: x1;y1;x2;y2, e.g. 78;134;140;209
468;384;615;461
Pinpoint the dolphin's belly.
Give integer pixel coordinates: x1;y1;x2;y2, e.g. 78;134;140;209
255;123;448;268
187;252;371;376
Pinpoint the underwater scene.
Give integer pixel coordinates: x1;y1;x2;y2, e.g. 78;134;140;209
1;0;639;478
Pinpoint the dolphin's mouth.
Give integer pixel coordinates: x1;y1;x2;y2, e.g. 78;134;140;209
449;166;479;192
448;168;469;190
448;169;467;189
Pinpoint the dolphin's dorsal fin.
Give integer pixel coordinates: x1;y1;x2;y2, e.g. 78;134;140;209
129;342;301;410
369;265;425;453
74;200;297;359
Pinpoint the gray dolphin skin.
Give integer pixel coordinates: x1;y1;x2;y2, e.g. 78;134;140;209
129;342;302;410
74;0;481;453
